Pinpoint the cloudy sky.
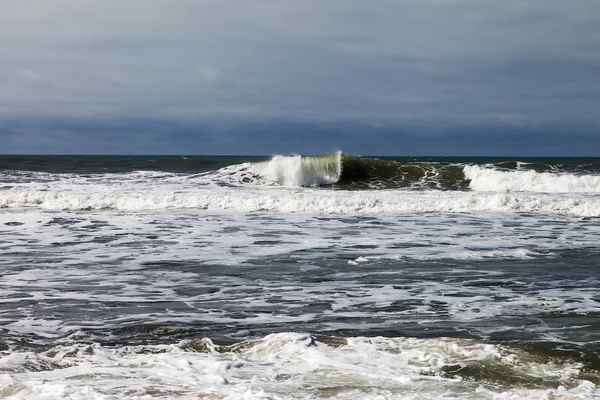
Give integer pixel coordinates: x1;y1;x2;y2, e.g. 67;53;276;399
1;0;599;155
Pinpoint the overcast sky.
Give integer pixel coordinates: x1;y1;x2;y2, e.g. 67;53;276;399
1;0;599;155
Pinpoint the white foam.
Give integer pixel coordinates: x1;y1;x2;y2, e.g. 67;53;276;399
1;189;600;217
0;333;597;399
2;161;600;217
252;154;305;186
351;247;536;262
465;165;600;193
250;153;342;186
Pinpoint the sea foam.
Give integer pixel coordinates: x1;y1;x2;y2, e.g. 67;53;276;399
465;165;600;193
1;333;597;399
1;189;599;216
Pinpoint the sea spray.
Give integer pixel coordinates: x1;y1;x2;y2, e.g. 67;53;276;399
250;151;342;186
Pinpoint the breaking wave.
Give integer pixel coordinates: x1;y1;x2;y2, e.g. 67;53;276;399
224;152;467;190
218;152;600;194
250;152;342;186
1;152;599;215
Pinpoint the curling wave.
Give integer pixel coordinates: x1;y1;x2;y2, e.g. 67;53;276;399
241;152;468;190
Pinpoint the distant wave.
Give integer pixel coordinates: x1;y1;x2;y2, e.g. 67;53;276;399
2;152;599;216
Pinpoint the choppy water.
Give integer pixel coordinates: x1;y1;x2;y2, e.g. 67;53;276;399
1;154;600;399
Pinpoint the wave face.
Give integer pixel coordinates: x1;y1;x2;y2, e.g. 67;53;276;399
244;152;468;190
339;154;468;190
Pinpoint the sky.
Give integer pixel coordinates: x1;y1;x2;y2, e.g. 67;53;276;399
1;0;600;155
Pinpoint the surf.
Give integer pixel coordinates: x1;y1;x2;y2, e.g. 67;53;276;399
2;188;600;216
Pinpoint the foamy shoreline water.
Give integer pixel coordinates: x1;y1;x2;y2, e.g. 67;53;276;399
2;333;598;400
1;155;600;399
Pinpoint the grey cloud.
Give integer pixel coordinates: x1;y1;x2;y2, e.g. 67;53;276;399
16;69;44;82
0;0;599;155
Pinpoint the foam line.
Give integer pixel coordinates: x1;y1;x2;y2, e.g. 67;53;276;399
1;190;599;216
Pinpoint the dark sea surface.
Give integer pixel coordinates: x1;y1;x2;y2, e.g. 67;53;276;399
1;153;600;399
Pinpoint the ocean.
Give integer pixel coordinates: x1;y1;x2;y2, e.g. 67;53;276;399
1;153;600;399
